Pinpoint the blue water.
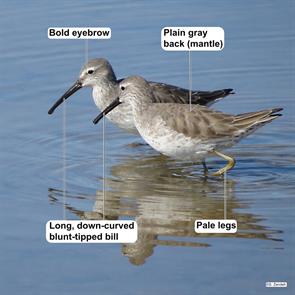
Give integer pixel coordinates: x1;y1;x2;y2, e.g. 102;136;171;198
0;1;294;294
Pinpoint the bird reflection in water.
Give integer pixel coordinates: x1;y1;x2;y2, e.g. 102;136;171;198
48;154;282;265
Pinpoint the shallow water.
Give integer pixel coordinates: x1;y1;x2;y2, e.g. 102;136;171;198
0;0;294;294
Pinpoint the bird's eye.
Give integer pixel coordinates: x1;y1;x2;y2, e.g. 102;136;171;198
87;69;94;74
121;86;125;90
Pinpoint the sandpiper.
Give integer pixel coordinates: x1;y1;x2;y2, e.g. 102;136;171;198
93;76;282;176
48;58;233;133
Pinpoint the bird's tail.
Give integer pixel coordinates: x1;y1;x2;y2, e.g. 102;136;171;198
193;88;234;106
233;107;283;136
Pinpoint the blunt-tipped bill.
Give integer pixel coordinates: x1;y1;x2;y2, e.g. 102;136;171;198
48;80;82;115
93;97;121;124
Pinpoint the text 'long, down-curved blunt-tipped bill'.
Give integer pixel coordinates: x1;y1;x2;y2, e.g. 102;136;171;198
46;220;137;243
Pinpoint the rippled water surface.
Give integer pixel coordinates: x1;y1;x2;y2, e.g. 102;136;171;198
0;1;294;294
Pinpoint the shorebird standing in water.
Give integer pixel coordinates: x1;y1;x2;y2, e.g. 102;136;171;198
48;58;233;133
93;76;282;176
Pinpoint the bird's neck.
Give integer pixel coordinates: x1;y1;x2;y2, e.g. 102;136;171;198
130;99;150;117
92;79;118;109
106;67;117;82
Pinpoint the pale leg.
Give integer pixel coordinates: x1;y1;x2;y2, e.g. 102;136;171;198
212;150;236;176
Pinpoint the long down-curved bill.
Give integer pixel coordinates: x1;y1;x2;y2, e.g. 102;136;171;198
48;80;82;115
93;97;121;124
